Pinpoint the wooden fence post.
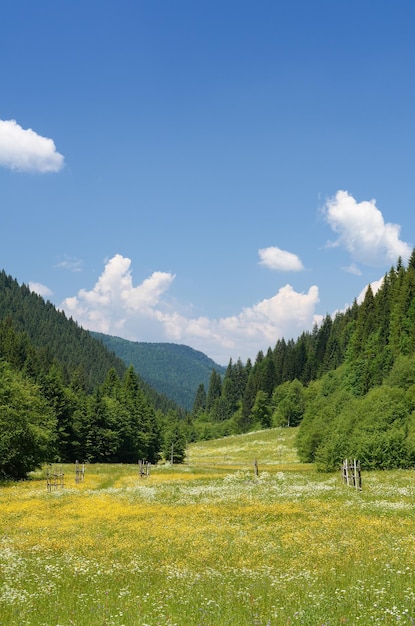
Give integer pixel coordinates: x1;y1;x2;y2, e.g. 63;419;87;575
354;459;362;491
75;460;85;483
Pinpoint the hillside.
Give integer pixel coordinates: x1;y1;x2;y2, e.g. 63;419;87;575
188;426;300;468
91;332;226;411
0;269;186;477
0;270;126;390
186;252;415;470
0;269;177;410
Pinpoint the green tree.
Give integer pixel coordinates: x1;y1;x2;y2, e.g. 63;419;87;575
272;379;305;427
251;390;272;428
350;284;376;359
39;364;77;462
255;348;276;397
163;415;187;463
192;382;207;417
296;367;352;463
83;389;119;462
206;369;222;412
120;366;161;463
0;361;56;478
238;370;258;432
218;358;248;421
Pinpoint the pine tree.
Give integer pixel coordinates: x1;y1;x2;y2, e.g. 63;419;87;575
192;382;207;417
220;358;247;420
163;415;187;463
206;369;222;411
238;370;258;432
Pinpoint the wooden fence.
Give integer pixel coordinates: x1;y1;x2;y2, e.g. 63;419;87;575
46;464;64;491
138;460;151;478
342;458;362;491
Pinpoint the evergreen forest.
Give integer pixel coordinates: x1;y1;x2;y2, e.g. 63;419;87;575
3;250;415;479
189;252;415;471
0;271;186;479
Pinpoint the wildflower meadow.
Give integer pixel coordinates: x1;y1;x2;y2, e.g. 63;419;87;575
1;428;415;625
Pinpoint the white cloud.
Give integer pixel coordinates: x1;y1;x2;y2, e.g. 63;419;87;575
55;255;83;272
60;254;320;364
61;254;176;336
0;119;64;173
323;190;411;266
29;282;52;298
342;263;362;276
258;246;304;271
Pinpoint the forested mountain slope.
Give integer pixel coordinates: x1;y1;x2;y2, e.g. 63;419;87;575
0;270;176;412
0;270;185;479
91;332;226;410
0;270;126;390
190;252;415;471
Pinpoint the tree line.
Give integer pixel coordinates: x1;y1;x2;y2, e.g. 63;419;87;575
189;252;415;471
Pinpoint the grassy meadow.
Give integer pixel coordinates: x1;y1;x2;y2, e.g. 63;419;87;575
1;428;415;625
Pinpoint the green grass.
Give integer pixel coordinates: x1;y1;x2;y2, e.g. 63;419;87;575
1;428;415;625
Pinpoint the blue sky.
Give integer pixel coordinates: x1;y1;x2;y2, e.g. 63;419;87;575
1;1;415;365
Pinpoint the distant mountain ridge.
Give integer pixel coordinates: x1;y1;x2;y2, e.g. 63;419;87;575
91;333;226;410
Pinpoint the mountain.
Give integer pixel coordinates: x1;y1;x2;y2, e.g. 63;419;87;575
0;270;126;389
0;270;185;477
0;270;176;412
90;333;226;411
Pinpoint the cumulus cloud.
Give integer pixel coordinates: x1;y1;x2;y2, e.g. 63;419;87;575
60;254;320;364
323;190;411;267
0;119;64;173
61;254;176;336
29;282;52;298
258;246;304;271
